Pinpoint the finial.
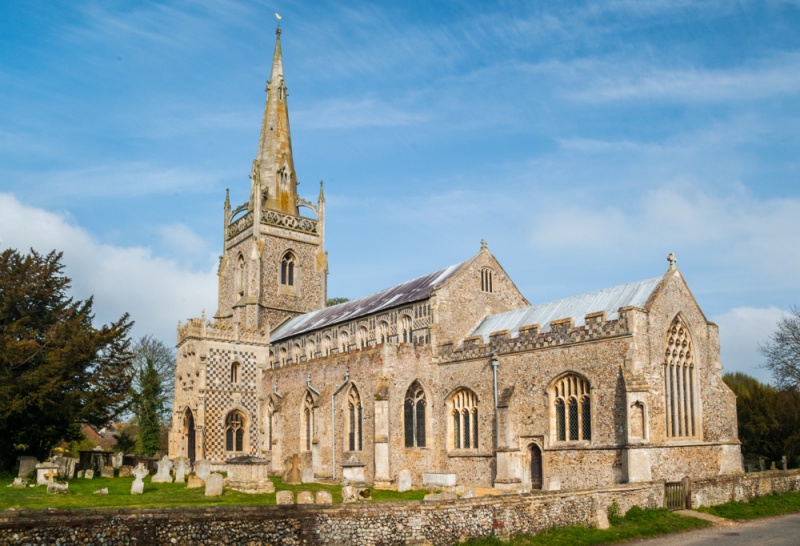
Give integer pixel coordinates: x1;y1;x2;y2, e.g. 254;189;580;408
667;252;677;271
275;12;282;32
481;239;488;250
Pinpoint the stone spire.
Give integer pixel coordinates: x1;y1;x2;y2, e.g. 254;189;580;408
251;27;299;216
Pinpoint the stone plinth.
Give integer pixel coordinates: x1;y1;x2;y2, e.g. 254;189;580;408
225;456;274;494
341;455;366;485
423;472;457;488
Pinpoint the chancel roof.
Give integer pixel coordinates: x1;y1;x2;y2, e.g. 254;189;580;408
270;261;467;342
471;277;663;343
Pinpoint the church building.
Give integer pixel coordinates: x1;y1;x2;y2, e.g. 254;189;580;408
169;28;742;491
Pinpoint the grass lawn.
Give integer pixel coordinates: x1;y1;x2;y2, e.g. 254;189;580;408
697;491;800;520
0;474;426;511
458;506;711;546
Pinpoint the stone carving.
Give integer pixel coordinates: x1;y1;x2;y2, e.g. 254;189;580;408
397;469;412;492
296;490;314;504
261;209;318;235
131;463;148;495
315;491;332;504
194;459;211;481
112;452;124;469
151;455;174;483
173;457;190;483
276;490;294;505
205;473;224;497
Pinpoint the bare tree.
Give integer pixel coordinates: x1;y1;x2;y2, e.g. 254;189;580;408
130;335;175;455
760;306;800;389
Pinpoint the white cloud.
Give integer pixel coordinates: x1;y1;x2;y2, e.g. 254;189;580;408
0;193;216;346
712;306;789;384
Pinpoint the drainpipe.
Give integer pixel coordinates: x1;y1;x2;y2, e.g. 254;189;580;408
491;354;499;448
331;370;350;480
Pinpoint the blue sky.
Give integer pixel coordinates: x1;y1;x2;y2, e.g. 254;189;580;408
2;1;799;383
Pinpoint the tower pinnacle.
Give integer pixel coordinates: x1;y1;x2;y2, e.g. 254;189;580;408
252;26;299;216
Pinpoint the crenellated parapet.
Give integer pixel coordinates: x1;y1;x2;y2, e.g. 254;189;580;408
436;307;637;362
177;317;269;347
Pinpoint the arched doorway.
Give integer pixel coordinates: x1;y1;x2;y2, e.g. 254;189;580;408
184;408;196;463
530;444;543;490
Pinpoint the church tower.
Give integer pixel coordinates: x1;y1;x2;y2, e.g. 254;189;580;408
217;27;327;332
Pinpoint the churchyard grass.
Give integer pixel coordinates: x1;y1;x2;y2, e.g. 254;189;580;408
457;506;710;545
0;474;426;510
697;490;800;520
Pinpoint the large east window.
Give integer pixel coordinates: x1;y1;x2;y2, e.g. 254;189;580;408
664;316;697;438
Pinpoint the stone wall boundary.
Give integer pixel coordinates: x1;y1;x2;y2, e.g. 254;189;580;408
691;469;800;508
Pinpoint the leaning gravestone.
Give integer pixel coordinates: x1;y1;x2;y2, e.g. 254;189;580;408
204;474;223;497
194;459;211;481
84;469;95;480
173;457;189;483
151;455;174;483
341;485;357;503
276;491;294;505
131;463;148;495
297;491;314;504
112;452;124;469
187;475;205;489
397;469;412;492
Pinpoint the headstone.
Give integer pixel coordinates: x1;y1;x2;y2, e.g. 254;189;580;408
47;482;69;494
35;462;59;485
194;459;211;481
397;469;412;492
112;452;124;469
342;485;358;503
64;457;78;479
187;475;205;489
173;457;189;483
17;456;38;478
77;470;85;479
283;454;302;485
315;491;332;504
84;469;94;479
131;463;148;495
100;466;114;478
782;456;788;471
118;465;133;477
301;467;314;483
204;473;223;497
297;490;314;504
276;490;294;505
94;487;109;495
11;478;27;488
151;455;174;483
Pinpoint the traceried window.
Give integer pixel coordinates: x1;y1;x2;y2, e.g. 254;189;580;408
664;316;697;438
480;268;493;293
230;361;241;384
302;392;314;451
401;315;412;344
404;381;426;448
225;410;245;452
280;251;296;286
552;374;591;442
347;385;363;452
449;388;479;450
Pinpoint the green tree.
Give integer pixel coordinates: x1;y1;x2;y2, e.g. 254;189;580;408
724;372;781;460
760;306;800;389
130;335;174;456
0;248;133;470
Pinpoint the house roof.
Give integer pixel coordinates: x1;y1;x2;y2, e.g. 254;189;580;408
270;261;467;342
471;276;662;342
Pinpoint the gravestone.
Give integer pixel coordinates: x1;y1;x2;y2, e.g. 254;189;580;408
187;475;204;489
11;478;27;488
397;469;412;492
173;457;189;483
112;452;124;469
204;474;223;497
301;467;314;483
782;456;788;471
76;470;84;479
297;490;314;504
100;466;114;478
17;456;38;479
118;465;133;477
194;459;211;481
131;463;148;494
341;485;357;503
35;462;59;485
94;487;109;495
47;482;69;494
84;469;94;479
283;454;302;485
151;455;174;483
315;491;332;504
276;490;294;505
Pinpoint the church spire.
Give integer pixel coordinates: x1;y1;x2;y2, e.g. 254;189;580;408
252;26;299;216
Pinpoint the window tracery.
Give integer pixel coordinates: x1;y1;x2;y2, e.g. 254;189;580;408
302;392;314;451
404;381;427;448
664;316;697;438
225;410;245;452
551;374;591;442
449;388;479;450
280;251;295;286
347;385;363;452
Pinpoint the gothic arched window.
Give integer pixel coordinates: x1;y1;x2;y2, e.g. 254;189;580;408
280;251;296;286
449;388;479;450
404;381;426;448
401;315;412;344
347;385;363;452
379;321;389;343
551;374;591;442
664;316;698;438
225;410;245;452
340;331;349;353
358;326;368;349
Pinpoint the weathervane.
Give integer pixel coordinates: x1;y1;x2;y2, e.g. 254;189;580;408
275;12;282;29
